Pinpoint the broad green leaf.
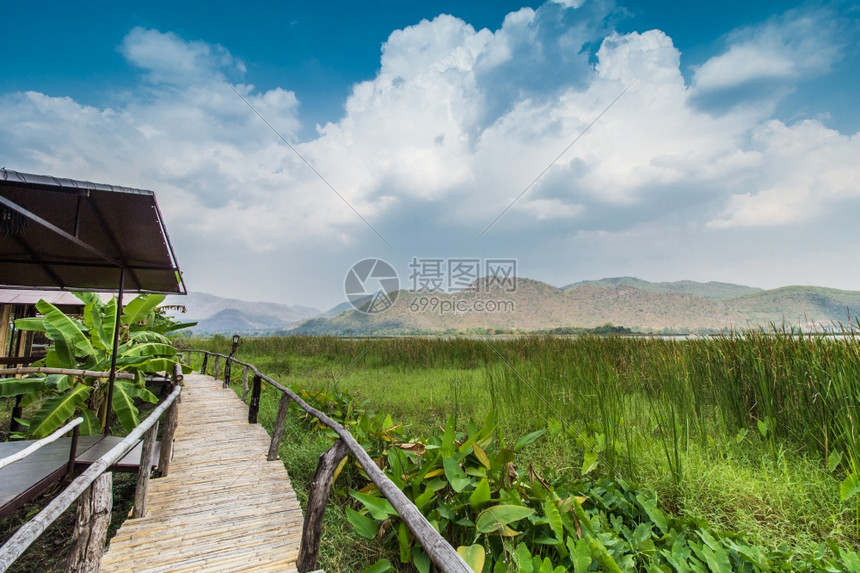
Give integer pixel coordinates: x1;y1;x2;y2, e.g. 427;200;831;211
0;377;46;397
345;507;378;539
567;537;591;573
112;379;143;431
517;543;533;573
443;457;471;493
85;297;116;351
122;294;166;325
828;450;843;472
587;536;623;573
414;487;437;511
123;343;177;357
470;478;491;510
398;521;411;564
350;490;397;519
129;331;172;344
756;418;768;438
361;558;393;573
36;300;95;367
581;451;598;475
138;358;181;373
636;493;668;535
457;545;485;573
13;317;47;332
514;429;547;451
538;557;553;573
542;498;564;542
412;551;431;573
472;441;491;469
45;374;70;392
841;472;860;502
29;384;91;438
78;409;102;436
476;505;534;534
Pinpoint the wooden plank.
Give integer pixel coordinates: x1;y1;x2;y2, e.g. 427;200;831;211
100;373;303;573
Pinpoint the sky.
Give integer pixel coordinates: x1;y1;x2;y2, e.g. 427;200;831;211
2;0;859;311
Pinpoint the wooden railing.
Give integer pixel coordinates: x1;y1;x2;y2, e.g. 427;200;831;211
0;364;183;572
186;349;471;573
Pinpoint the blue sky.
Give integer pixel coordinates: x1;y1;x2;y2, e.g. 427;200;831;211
3;0;859;309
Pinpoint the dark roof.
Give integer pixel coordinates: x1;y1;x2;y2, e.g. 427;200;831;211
0;169;186;294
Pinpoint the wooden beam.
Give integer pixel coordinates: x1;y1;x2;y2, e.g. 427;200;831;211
132;421;158;518
267;394;291;461
297;440;348;573
65;472;112;573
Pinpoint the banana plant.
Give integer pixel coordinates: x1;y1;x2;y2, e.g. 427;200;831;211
1;293;193;438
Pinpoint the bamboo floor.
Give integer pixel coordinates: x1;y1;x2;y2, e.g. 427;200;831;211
100;373;303;572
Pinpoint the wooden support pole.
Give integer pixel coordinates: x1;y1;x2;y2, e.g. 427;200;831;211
65;472;112;573
267;394;291;461
132;421;158;519
248;374;262;424
297;440;349;573
200;353;209;375
242;366;250;402
67;424;80;474
223;357;232;388
157;396;179;478
213;355;221;381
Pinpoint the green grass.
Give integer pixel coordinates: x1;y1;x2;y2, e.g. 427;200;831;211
182;332;860;567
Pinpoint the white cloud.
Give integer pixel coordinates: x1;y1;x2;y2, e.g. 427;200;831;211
692;8;840;93
708;120;860;228
120;27;246;84
1;2;858;306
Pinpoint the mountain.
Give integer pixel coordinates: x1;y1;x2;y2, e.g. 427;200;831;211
563;277;762;300
287;278;860;335
163;292;321;334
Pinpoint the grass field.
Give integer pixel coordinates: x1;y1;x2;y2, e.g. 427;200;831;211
185;332;860;570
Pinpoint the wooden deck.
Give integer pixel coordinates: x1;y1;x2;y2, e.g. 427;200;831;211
100;373;303;572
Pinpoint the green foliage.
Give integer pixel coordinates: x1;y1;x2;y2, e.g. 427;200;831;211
10;293;191;437
200;332;860;566
286;381;860;572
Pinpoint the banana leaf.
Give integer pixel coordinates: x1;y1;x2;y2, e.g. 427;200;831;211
29;384;92;438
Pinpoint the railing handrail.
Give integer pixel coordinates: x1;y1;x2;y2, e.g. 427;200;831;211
184;349;471;573
0;417;84;470
0;365;183;572
0;367;135;380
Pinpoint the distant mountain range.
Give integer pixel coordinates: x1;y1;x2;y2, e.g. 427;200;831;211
162;292;321;334
288;277;860;335
164;278;860;336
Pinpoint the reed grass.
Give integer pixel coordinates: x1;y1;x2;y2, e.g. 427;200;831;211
182;329;860;552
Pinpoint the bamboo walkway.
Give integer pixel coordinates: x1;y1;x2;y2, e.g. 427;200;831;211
100;373;303;572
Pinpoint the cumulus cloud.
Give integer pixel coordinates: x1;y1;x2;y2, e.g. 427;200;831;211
690;7;842;112
1;1;858;305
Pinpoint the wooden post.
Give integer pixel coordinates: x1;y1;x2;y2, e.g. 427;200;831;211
9;395;24;436
65;472;112;573
157;394;179;477
67;424;80;474
249;375;262;424
297;440;349;573
132;421;158;519
242;367;250;402
213;355;221;381
200;353;209;375
267;394;291;461
223;357;232;388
